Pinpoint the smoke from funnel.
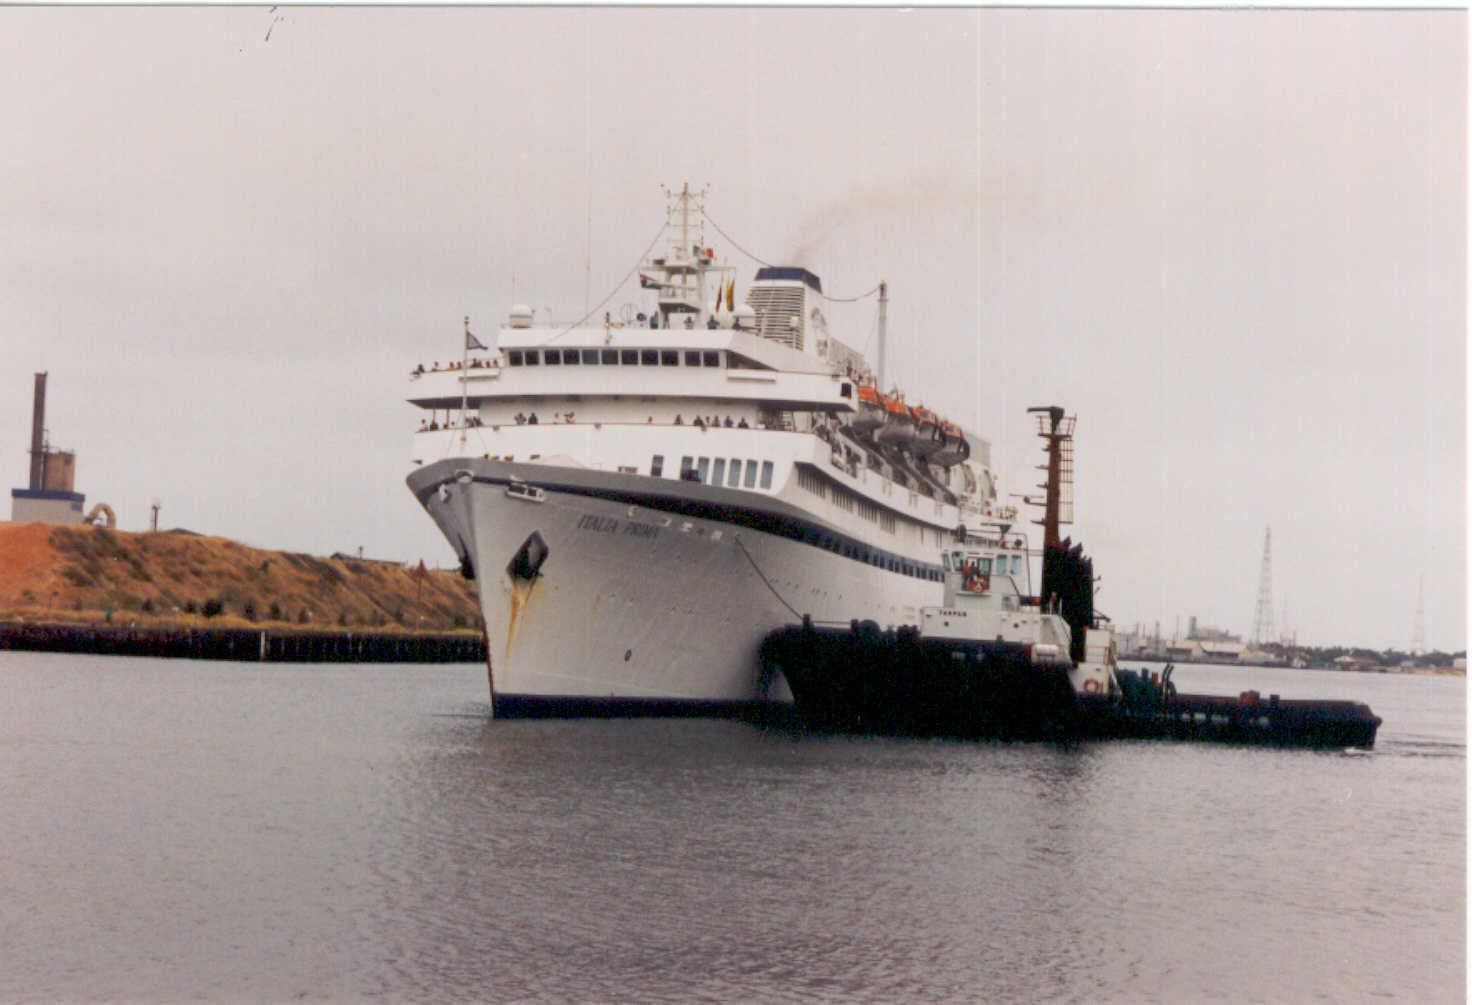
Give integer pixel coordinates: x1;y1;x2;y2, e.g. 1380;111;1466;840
787;179;978;266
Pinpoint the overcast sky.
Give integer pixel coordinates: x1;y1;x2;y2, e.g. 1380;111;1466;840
1;8;1464;651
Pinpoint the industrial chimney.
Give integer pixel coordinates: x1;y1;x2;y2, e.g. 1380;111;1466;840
11;370;87;526
28;372;46;490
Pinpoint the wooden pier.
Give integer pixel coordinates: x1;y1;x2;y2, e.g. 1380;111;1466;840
0;620;485;664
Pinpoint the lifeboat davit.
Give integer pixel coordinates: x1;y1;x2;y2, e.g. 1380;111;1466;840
852;384;886;434
932;421;971;466
874;395;915;446
910;406;945;457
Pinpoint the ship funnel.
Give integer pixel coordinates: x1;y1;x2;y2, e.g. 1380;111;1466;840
28;372;46;490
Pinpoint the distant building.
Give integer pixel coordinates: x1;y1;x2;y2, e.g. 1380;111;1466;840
10;373;85;526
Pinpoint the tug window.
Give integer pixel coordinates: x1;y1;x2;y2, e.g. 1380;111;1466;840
660;350;679;366
978;558;992;575
621;350;639;365
1011;555;1022;575
727;460;743;487
760;461;774;489
651;455;664;478
601;349;619;364
640;350;658;366
743;460;758;488
507;350;524;366
712;458;726;485
702;352;720;367
580;350;600;365
685;351;702;366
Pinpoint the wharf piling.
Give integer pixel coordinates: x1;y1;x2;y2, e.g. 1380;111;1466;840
0;621;485;664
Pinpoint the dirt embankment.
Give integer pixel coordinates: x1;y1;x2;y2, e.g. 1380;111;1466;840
0;522;481;632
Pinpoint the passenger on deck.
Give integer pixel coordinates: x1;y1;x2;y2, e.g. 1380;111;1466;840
527;413;539;425
413;363;425;375
737;417;749;429
429;419;439;431
723;416;733;427
732;317;743;330
650;314;659;329
418;419;428;431
673;414;683;425
694;416;705;429
706;316;718;329
515;412;526;425
684;317;695;329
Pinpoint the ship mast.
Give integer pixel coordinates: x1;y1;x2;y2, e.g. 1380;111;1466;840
1024;406;1075;549
877;280;888;390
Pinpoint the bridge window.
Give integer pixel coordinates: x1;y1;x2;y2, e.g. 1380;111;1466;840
507;350;524;366
601;349;618;364
561;350;580;365
640;349;658;366
703;352;720;367
622;350;639;365
580;350;600;365
685;351;702;366
651;455;664;478
660;350;679;366
545;350;561;365
523;351;540;366
760;461;774;489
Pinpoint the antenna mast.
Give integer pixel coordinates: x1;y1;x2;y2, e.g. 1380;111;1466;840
1412;575;1426;655
1024;406;1074;549
1251;526;1276;646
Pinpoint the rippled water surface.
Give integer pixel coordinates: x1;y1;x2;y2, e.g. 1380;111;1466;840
2;654;1463;1002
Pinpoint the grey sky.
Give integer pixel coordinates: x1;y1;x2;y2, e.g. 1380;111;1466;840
1;8;1464;650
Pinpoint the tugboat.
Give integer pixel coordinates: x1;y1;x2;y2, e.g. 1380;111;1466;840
760;523;1077;738
762;406;1383;749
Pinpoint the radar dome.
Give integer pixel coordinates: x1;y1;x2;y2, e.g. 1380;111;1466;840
508;304;534;329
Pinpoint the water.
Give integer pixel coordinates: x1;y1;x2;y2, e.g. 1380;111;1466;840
1;654;1462;1002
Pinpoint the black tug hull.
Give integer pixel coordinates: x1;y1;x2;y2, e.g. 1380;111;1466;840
1070;692;1381;749
759;624;1382;749
759;622;1077;740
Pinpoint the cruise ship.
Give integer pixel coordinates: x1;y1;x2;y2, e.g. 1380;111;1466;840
406;185;1023;715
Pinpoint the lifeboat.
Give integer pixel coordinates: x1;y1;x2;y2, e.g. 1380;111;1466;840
932;421;971;466
874;394;915;446
852;384;886;434
910;406;945;457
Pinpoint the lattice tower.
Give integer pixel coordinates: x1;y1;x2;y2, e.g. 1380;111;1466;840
1251;526;1275;646
1412;575;1426;656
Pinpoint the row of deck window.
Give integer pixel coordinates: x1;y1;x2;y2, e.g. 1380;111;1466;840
507;348;723;368
651;455;774;489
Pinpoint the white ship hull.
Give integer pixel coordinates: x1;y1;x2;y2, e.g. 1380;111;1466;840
409;458;943;714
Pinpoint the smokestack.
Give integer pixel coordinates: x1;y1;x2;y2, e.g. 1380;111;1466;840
28;372;46;491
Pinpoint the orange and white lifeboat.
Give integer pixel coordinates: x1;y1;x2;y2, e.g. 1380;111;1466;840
852;384;886;433
874;394;916;446
932;420;971;467
910;406;944;457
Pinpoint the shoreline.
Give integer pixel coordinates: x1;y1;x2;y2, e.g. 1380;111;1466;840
0;619;485;664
